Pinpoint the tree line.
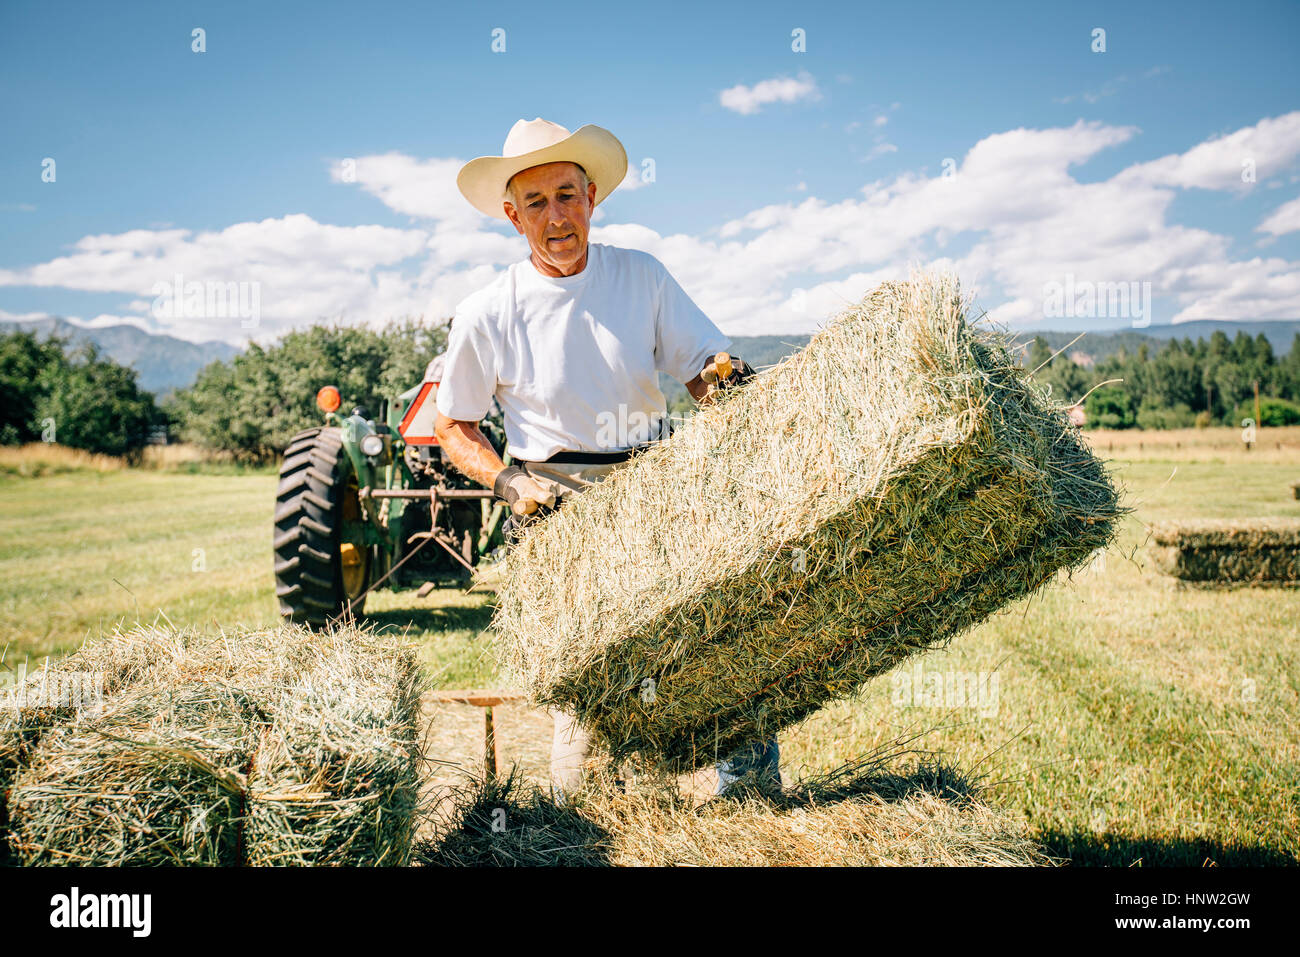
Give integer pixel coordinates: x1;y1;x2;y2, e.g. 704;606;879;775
1027;331;1300;429
0;332;161;459
3;322;1297;463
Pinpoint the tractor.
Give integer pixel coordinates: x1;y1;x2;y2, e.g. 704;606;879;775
272;375;510;627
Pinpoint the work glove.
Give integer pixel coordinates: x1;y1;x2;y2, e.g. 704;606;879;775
700;353;756;394
493;465;558;517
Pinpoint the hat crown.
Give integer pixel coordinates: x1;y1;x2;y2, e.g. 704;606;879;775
503;118;573;158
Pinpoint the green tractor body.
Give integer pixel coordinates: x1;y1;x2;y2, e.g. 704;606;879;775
273;380;509;626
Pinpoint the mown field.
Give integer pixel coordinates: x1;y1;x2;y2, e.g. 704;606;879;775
1;428;1297;865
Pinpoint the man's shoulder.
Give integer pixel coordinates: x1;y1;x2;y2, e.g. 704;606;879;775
453;266;517;324
593;242;666;278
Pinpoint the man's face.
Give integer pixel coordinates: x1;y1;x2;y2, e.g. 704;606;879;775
503;162;598;276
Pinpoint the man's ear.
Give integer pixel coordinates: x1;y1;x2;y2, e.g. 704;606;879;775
503;201;524;234
586;179;597;211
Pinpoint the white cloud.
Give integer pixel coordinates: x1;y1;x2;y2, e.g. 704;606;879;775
330;153;476;225
1117;111;1300;191
719;71;820;115
7;113;1300;346
1258;195;1300;236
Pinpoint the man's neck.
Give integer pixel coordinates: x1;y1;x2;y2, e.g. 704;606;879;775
530;244;590;278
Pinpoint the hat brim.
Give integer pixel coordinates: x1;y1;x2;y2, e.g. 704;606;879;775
457;124;628;221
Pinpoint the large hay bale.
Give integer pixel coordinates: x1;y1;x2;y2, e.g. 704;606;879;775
245;633;423;866
1149;519;1300;585
10;681;265;865
419;761;1049;867
493;274;1122;768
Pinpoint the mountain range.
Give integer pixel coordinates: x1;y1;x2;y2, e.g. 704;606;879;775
2;317;239;395
4;316;1297;398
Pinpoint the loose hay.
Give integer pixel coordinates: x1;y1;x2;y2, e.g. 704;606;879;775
245;632;423;866
1149;519;1300;585
419;760;1049;867
493;273;1123;768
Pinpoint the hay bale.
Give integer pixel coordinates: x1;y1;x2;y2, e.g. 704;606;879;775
2;628;185;789
7;625;419;866
10;681;265;865
419;760;1049;867
245;633;423;866
1149;519;1300;585
493;274;1122;768
0;627;192;859
1291;480;1299;501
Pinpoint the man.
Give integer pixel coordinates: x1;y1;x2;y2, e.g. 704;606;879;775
434;117;778;800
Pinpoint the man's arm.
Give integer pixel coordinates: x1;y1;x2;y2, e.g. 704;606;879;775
434;412;555;515
434;412;507;488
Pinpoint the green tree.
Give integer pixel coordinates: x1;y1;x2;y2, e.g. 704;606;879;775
0;330;66;444
170;319;450;460
1084;384;1137;429
35;343;160;459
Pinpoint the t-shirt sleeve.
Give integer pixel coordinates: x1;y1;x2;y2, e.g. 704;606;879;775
653;261;732;385
435;304;497;421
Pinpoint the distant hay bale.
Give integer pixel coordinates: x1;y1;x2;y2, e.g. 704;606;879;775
10;682;264;866
419;760;1049;867
493;273;1122;768
245;633;423;866
1150;519;1300;586
1291;480;1300;501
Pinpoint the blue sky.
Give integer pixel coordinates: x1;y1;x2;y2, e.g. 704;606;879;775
1;0;1298;343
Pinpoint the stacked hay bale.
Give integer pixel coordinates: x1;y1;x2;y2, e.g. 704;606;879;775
1150;519;1300;586
11;682;266;865
6;626;424;866
420;760;1049;867
245;633;422;866
493;273;1123;768
0;627;188;858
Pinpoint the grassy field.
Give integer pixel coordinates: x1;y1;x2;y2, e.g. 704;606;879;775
1;429;1297;865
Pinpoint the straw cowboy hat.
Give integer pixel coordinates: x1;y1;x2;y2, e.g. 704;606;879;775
457;118;628;221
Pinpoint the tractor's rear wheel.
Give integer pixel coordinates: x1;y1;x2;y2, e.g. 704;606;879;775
273;426;371;627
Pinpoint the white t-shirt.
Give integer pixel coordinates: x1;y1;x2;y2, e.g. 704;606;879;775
435;243;731;461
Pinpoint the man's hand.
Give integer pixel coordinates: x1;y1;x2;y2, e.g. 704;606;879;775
688;352;756;404
493;465;558;516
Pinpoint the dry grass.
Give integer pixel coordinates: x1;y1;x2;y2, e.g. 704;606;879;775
419;757;1049;867
0;443;127;477
493;273;1122;769
1084;426;1300;465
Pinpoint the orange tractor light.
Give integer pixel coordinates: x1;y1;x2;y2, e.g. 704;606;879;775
316;385;342;413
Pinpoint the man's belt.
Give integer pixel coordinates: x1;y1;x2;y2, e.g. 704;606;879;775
542;447;646;464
